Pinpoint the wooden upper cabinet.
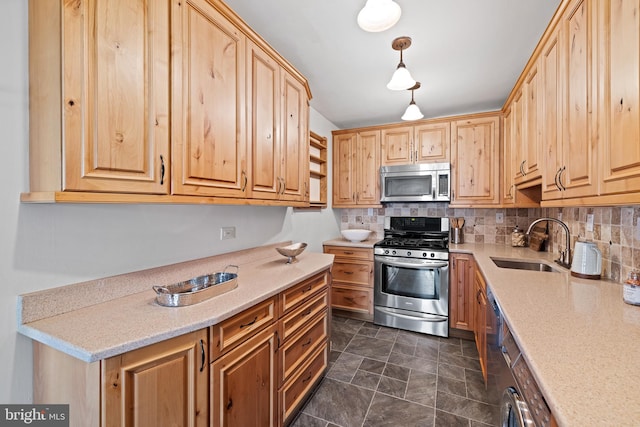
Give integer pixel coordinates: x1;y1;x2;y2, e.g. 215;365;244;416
247;41;308;202
541;25;564;200
515;63;542;185
29;0;170;194
597;0;640;197
558;0;598;199
512;89;525;183
171;0;247;197
332;130;381;207
380;122;450;166
450;115;500;206
502;107;516;205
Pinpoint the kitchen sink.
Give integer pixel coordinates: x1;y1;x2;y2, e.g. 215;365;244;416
490;257;560;273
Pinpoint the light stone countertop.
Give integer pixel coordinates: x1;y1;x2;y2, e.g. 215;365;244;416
17;243;334;363
451;243;640;427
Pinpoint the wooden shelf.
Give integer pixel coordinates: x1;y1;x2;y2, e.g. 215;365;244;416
307;131;328;208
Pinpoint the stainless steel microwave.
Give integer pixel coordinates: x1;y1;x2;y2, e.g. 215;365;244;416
380;163;450;203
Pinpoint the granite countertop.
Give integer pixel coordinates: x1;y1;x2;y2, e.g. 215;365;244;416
451;243;640;427
322;237;380;248
17;243;334;363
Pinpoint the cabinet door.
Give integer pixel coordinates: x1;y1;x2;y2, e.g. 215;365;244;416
61;0;170;194
559;0;598;198
103;329;208;427
332;133;357;206
414;122;451;163
450;116;500;206
512;89;525;183
473;270;488;385
356;130;381;205
381;126;413;165
280;71;309;201
522;63;542;181
501;107;516;205
450;253;476;331
171;0;247;197
248;42;280;199
212;325;277;427
598;0;640;195
541;27;564;200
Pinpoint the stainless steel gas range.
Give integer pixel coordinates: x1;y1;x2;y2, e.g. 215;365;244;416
373;216;450;337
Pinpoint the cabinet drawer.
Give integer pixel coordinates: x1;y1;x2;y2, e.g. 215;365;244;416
279;270;329;314
281;290;328;342
331;285;372;314
323;245;373;261
279;311;328;384
211;296;276;359
332;261;372;286
279;342;328;425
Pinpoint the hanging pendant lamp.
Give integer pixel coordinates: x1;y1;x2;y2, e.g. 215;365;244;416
357;0;402;32
387;36;416;91
401;82;424;121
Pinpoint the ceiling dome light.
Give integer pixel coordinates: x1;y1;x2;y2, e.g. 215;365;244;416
387;36;416;90
401;82;424;121
357;0;402;32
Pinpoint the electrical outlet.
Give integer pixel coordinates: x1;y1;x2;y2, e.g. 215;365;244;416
368;208;373;216
496;212;504;224
558;212;563;221
586;214;594;232
220;226;236;240
636;218;640;240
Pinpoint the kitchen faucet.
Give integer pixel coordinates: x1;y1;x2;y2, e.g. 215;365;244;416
526;217;572;269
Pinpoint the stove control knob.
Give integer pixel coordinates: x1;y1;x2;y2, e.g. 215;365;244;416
430;253;435;258
392;250;397;255
406;251;411;256
422;252;427;258
384;250;389;255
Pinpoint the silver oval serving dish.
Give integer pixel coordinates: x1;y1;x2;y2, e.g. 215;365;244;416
153;265;238;307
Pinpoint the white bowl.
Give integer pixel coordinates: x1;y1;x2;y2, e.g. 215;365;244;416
341;229;371;242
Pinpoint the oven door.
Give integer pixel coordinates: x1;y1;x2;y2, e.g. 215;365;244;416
375;254;448;308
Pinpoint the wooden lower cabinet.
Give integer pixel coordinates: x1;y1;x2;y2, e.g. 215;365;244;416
32;269;331;427
102;329;209;427
449;253;476;331
211;325;278;427
323;245;374;320
473;268;488;385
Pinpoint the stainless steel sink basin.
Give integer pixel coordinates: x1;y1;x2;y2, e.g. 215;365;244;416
490;257;560;273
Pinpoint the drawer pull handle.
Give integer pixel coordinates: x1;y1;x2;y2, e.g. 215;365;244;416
226;398;233;410
343;271;354;275
302;285;313;293
343;251;354;255
301;309;312;317
302;338;312;347
302;373;312;383
240;316;258;328
199;339;205;372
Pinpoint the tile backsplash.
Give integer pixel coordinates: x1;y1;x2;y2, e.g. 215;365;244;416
340;204;640;284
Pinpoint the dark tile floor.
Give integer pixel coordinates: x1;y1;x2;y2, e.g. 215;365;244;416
291;316;500;427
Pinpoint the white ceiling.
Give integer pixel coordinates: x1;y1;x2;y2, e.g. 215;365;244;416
224;0;561;129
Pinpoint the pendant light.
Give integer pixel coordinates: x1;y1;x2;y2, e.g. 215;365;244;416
387;36;416;91
401;82;424;121
357;0;401;32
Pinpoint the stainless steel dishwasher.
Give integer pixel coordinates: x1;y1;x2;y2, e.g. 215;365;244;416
487;288;554;427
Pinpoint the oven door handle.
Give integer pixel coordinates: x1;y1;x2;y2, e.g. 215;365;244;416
376;307;448;322
376;257;448;269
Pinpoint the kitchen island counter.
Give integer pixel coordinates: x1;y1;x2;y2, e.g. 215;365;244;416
17;242;334;362
451;243;640;427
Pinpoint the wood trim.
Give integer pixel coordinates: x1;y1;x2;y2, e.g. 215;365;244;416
20;191;311;207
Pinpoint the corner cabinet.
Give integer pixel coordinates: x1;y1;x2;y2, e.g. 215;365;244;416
450;114;501;207
332;130;381;208
25;0;311;207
